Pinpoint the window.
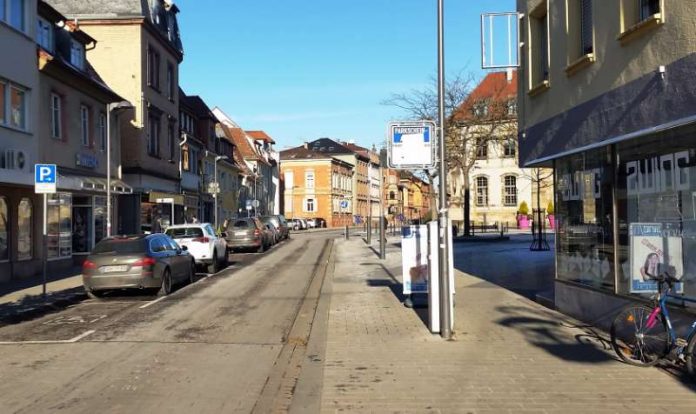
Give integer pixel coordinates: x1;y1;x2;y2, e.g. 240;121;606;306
10;84;27;130
475;139;488;160
168;122;175;160
0;81;4;125
4;0;24;31
182;144;190;171
503;176;518;206
147;112;160;157
166;62;174;101
473;101;489;118
529;2;549;88
80;105;90;147
50;93;61;139
475;177;488;206
0;197;7;261
189;147;198;174
305;198;316;213
147;46;160;90
99;113;107;150
640;0;660;21
37;17;53;52
507;100;517;116
70;40;85;70
305;170;315;189
17;198;31;260
503;139;516;158
580;0;593;55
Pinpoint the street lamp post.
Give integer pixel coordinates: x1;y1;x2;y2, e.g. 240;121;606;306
106;101;134;237
214;155;228;230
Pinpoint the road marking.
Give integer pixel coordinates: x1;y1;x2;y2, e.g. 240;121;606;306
0;330;96;345
139;296;167;309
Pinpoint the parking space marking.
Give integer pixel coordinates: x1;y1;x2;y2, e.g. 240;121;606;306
138;296;167;309
0;329;96;345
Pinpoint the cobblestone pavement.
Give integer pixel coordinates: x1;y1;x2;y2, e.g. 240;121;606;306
320;237;696;413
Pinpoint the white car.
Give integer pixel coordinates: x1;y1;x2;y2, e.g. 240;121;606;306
165;223;227;273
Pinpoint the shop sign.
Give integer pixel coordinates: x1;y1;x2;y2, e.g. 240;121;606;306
76;153;98;169
629;223;684;293
626;150;690;196
401;225;429;294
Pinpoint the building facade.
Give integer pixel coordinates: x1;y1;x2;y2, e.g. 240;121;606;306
517;0;696;320
280;146;354;228
0;0;41;281
50;0;185;235
37;1;130;270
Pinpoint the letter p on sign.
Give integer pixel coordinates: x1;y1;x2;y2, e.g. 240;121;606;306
35;164;57;194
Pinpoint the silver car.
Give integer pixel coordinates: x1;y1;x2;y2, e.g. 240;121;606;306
82;234;195;298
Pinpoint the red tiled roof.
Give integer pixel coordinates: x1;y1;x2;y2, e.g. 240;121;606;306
217;124;254;175
454;71;517;121
245;130;276;144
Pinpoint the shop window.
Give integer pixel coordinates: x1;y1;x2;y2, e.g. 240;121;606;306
555;148;615;291
503;176;518;206
0;197;7;261
47;193;72;259
615;125;696;305
17;198;31;260
476;177;489;207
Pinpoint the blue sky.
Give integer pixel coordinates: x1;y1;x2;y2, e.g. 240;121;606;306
177;0;515;150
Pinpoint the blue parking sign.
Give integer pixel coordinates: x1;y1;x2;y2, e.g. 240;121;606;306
35;164;57;194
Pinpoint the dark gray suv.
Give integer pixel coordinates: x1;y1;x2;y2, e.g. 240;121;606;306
261;215;290;241
224;218;272;253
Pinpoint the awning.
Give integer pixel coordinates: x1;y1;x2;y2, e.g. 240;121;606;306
58;174;134;194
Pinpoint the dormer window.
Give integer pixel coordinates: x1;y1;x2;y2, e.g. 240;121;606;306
70;39;85;70
37;17;54;52
473;101;489;118
507;100;517;116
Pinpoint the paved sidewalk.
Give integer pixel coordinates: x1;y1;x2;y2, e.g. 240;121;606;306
320;237;695;413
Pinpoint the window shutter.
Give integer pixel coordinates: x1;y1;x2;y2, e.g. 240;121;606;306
580;0;593;55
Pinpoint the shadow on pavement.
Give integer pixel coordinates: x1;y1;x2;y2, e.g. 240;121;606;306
0;287;86;327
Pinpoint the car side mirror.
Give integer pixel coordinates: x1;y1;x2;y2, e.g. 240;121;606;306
181;245;188;251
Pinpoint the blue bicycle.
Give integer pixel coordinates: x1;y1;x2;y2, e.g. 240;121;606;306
610;273;696;373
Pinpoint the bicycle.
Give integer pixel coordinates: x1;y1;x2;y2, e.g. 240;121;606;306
610;273;696;374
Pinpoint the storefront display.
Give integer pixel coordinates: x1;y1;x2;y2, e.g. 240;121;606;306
48;193;72;259
0;197;7;261
17;198;32;260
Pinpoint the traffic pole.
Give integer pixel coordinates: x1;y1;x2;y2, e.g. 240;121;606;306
42;193;47;298
437;0;453;339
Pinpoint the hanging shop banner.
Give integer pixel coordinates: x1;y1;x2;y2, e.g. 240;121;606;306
401;224;429;294
629;223;684;293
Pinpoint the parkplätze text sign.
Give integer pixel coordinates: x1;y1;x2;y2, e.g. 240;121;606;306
387;121;436;170
34;164;57;194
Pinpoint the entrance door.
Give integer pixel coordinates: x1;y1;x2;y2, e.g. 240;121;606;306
72;206;92;254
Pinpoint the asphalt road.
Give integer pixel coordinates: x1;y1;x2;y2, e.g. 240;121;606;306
0;229;343;414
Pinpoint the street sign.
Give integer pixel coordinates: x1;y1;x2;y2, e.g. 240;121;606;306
246;200;253;210
207;182;220;194
340;200;349;209
252;200;260;208
387;121;436;170
34;164;57;194
156;198;174;204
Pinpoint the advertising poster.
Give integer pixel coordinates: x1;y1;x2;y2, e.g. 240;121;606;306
630;223;684;293
401;225;429;294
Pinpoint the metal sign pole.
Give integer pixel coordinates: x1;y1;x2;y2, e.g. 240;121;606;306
42;193;47;297
437;0;453;339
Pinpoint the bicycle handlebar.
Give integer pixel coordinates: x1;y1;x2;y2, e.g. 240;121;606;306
649;272;680;291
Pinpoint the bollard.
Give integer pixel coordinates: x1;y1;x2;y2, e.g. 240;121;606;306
367;220;372;244
345;225;349;239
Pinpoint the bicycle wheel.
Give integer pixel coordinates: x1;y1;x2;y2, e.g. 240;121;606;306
685;332;696;376
610;305;669;367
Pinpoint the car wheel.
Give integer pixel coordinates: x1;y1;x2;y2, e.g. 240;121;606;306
207;250;219;274
189;261;196;284
158;268;172;296
220;251;228;268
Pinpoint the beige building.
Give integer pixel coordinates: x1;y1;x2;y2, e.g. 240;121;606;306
36;1;129;270
517;0;696;321
50;0;185;234
0;0;41;281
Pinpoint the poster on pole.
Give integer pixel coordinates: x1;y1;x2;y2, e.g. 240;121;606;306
629;223;684;293
387;121;436;170
401;225;429;294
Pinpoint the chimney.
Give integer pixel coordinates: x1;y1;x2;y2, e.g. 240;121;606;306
506;68;514;83
303;142;308;149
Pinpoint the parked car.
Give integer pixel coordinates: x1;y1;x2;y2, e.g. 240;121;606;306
259;217;280;245
314;217;327;228
165;223;227;273
289;218;306;231
261;215;290;240
305;218;317;228
224;218;272;253
82;234;195;298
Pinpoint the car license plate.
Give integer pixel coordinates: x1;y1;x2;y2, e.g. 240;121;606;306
235;231;246;236
101;265;128;273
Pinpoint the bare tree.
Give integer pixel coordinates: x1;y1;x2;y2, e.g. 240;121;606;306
382;71;518;235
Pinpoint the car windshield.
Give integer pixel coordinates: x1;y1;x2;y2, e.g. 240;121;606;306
165;227;204;239
93;238;147;254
